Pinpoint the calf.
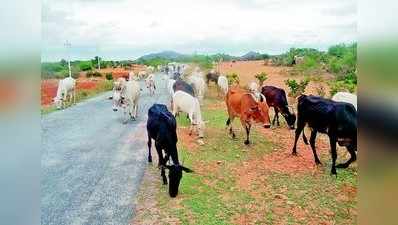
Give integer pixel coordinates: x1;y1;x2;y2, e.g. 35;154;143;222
53;77;76;109
145;73;156;96
261;86;296;129
147;104;193;197
291;95;357;175
226;87;271;145
172;91;205;138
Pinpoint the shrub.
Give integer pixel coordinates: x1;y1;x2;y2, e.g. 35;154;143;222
88;71;102;77
105;73;113;80
79;61;92;71
329;80;356;96
255;72;268;86
284;78;310;97
226;73;240;85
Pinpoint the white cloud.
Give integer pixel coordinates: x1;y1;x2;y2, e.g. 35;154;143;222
42;0;357;61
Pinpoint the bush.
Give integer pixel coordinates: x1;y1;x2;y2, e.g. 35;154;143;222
105;73;113;80
87;71;102;78
329;80;356;96
284;78;310;97
79;61;92;71
254;72;268;86
226;73;240;85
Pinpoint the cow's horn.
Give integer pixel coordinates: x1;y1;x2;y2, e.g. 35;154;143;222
260;94;266;102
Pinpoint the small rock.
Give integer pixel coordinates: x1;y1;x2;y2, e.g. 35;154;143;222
197;139;205;145
274;194;288;200
287;200;295;205
235;154;240;158
216;161;222;165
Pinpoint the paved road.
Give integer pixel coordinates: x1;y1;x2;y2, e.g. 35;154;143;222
41;73;170;225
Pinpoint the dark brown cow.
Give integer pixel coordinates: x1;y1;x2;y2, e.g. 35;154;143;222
261;85;296;129
226;87;271;145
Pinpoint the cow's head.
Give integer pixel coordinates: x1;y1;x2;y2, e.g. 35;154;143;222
282;106;296;129
112;88;124;111
166;164;193;197
250;96;271;128
53;94;64;109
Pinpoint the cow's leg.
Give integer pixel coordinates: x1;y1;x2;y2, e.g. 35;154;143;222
188;112;194;136
226;117;236;138
329;135;338;175
274;108;280;126
155;143;167;184
336;144;357;168
147;135;152;163
243;121;251;145
292;119;305;155
309;130;322;165
123;106;128;124
73;88;76;105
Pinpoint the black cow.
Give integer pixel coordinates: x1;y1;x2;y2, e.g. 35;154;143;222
291;95;357;175
172;80;195;97
261;86;296;129
205;72;219;86
147;104;193;197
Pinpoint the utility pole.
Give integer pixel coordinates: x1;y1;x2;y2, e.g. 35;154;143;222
64;41;72;77
96;45;101;71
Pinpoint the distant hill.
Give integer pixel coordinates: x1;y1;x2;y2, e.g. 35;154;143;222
137;50;188;61
240;51;264;60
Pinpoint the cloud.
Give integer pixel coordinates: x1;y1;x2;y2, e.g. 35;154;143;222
41;0;357;61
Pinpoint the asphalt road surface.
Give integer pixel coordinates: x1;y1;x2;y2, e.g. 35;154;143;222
41;73;170;225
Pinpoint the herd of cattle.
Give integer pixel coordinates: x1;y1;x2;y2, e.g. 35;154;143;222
52;62;357;197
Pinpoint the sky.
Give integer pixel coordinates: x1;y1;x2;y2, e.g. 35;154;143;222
41;0;357;62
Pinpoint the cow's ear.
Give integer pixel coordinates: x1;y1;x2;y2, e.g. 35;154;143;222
181;166;194;173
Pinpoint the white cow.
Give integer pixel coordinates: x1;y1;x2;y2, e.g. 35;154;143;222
53;77;76;109
217;75;228;96
187;75;206;105
332;92;357;110
172;90;205;138
112;79;141;123
145;73;156;96
247;81;263;101
113;77;126;91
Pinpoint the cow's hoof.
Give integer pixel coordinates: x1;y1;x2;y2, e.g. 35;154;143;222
131;117;136;121
315;160;322;165
148;157;152;163
331;169;337;176
244;140;250;145
292;151;298;156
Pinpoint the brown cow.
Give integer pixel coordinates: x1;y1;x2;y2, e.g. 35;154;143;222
226;87;271;145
